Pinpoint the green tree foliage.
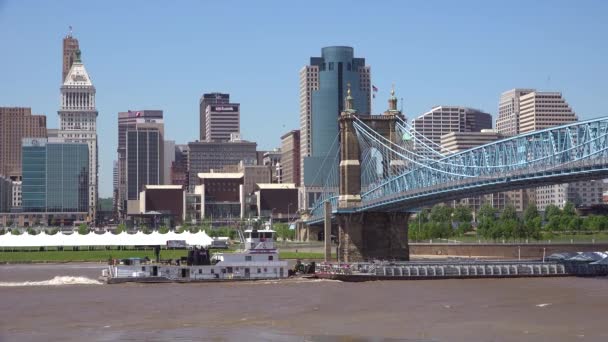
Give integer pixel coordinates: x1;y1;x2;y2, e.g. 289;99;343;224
544;204;561;222
11;229;22;235
452;205;473;224
274;223;295;241
78;223;89;235
158;226;169;234
477;204;497;239
141;225;152;234
47;227;59;235
27;227;38;235
563;202;577;217
430;205;453;223
114;223;126;234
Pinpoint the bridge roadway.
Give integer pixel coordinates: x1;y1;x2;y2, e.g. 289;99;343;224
305;156;608;226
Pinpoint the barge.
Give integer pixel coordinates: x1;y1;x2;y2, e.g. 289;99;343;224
315;254;608;282
101;228;289;284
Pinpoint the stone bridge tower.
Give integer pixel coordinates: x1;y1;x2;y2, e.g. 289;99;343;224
335;86;410;262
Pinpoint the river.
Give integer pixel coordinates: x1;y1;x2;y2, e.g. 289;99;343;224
1;263;607;341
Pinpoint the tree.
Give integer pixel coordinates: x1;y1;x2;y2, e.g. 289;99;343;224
544;204;561;222
430;204;453;223
453;205;473;224
141;225;152;234
524;203;540;224
0;228;5;235
477;204;497;239
158;226;169;234
114;223;126;234
456;222;473;237
501;205;518;221
11;229;22;235
563;202;577;217
78;223;89;235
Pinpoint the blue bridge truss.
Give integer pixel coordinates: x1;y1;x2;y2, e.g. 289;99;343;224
306;116;608;224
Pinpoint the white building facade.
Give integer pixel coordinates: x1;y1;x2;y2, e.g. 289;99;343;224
57;50;98;220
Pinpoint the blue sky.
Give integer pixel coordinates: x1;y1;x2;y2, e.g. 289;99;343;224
1;0;607;197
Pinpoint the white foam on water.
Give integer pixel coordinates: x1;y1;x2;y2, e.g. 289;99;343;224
536;303;552;307
0;276;102;287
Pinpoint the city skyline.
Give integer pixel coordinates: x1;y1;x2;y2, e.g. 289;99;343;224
1;1;607;197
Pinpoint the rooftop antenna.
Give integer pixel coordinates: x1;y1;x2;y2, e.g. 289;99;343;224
68;25;73;38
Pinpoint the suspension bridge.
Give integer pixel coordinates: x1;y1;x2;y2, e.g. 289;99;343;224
302;89;608;262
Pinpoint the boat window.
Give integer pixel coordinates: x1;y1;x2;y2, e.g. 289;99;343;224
245;256;252;261
211;269;215;274
198;269;202;274
251;232;259;238
227;267;233;273
263;268;267;272
268;255;273;261
141;266;146;271
221;268;226;274
257;268;261;273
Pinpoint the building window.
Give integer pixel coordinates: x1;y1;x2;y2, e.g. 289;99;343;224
268;255;273;261
329;62;334;71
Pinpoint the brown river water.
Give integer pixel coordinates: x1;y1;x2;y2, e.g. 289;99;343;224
1;263;607;341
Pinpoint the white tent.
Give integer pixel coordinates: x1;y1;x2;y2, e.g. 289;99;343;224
0;231;213;247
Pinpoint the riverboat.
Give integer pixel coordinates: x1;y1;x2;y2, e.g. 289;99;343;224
101;228;289;284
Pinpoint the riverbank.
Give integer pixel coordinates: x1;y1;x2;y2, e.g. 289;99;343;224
0;249;324;263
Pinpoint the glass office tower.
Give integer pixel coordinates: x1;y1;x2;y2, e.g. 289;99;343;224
300;46;371;208
22;138;89;212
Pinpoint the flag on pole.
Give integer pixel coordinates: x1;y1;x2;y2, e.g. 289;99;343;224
372;85;378;92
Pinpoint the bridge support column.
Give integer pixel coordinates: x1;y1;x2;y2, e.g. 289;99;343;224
336;212;410;262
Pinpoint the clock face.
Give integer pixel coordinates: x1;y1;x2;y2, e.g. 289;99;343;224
71;74;87;82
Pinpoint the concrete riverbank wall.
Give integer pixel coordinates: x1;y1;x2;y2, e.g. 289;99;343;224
410;243;608;258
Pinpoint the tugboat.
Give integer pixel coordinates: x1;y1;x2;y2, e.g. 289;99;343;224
101;227;289;283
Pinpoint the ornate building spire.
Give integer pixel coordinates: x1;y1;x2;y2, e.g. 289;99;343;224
344;83;356;114
388;84;398;112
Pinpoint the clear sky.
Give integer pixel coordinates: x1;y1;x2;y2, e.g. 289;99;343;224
1;0;607;197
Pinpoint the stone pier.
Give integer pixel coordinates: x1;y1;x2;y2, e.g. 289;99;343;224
336;212;410;262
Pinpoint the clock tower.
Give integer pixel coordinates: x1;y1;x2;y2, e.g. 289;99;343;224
58;49;98;221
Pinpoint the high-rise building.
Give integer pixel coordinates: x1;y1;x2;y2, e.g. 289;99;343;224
171;144;189;187
281;130;301;186
116;110;163;213
412;106;493;156
21;138;89;213
496;89;534;136
519;91;578;133
517;91;585;211
62;27;79;82
0;107;47;179
300;46;371;208
204;101;240;142
187;139;257;191
440;130;507;212
125;122;164;202
199;93;230;141
58;47;98;220
0;176;11;213
163;140;176;184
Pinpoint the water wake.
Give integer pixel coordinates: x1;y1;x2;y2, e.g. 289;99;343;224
0;276;102;287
